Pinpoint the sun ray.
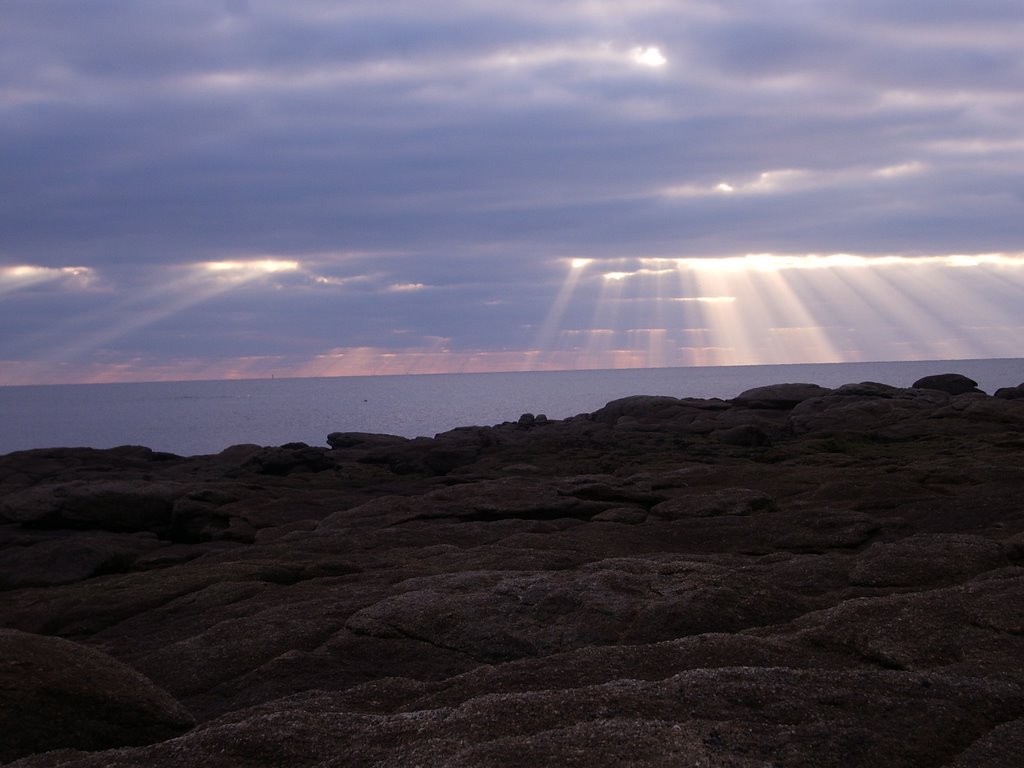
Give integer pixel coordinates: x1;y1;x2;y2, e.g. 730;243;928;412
22;259;302;368
16;252;1024;383
520;252;1024;371
584;271;626;362
527;258;590;370
582;328;616;365
690;266;765;365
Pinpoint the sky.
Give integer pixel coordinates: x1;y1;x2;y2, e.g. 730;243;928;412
2;0;1024;385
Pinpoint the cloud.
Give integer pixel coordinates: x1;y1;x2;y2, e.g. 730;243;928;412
662;162;930;198
0;265;96;296
1;1;1023;383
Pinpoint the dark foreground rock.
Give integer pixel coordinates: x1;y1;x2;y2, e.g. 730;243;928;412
1;373;1024;766
0;629;193;762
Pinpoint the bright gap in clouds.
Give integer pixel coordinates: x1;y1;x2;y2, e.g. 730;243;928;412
0;265;94;296
203;259;300;275
668;253;1022;272
525;253;1024;372
631;46;667;67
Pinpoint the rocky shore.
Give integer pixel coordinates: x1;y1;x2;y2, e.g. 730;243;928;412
2;372;1023;766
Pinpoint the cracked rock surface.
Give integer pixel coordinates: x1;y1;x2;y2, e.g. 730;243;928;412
2;375;1024;766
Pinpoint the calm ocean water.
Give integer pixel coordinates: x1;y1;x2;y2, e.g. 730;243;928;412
2;358;1022;456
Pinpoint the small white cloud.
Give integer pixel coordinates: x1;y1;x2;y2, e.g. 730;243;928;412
313;275;361;287
873;161;926;178
631;46;667;68
665;170;808;198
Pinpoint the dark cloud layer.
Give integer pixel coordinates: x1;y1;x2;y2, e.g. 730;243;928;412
2;1;1023;383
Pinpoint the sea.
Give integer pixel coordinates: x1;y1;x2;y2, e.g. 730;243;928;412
1;358;1022;457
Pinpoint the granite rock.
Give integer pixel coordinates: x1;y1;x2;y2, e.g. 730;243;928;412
732;382;833;409
0;629;193;762
911;372;983;395
2;372;1024;766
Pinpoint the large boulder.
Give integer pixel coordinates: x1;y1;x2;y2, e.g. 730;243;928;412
238;444;336;476
994;384;1024;400
0;629;194;762
829;381;903;397
911;373;983;395
590;396;688;424
732;383;832;409
326;432;409;449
